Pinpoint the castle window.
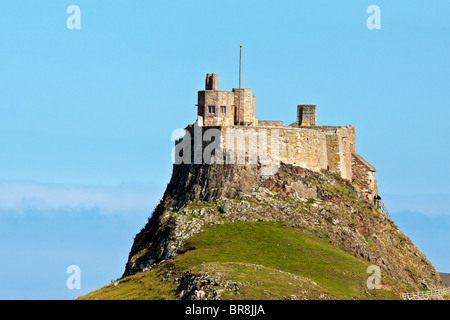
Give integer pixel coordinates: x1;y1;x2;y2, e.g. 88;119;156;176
208;106;215;114
220;106;226;113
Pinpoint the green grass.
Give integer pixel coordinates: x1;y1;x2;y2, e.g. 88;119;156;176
186;202;215;210
78;266;178;300
189;262;332;300
79;221;400;300
177;221;397;299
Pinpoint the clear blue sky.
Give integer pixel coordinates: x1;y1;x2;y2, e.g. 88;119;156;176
0;1;448;299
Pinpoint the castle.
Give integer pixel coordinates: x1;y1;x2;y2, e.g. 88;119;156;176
178;73;378;198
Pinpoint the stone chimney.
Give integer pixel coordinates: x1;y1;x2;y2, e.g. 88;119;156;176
297;104;317;126
205;73;219;90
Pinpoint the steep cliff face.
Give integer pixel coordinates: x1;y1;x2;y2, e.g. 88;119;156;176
122;162;445;295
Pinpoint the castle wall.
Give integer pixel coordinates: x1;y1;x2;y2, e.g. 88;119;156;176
218;126;341;173
176;123;376;197
326;126;355;181
257;120;284;127
351;152;377;197
281;126;355;181
231;125;358;183
325;134;341;175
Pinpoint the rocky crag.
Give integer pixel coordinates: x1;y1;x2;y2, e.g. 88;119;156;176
118;162;445;299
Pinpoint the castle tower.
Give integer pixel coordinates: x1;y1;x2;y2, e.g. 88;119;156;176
197;73;256;127
198;73;235;126
297;104;317;126
232;88;255;125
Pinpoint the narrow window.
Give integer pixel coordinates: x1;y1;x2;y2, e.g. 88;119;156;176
208;106;216;114
220;106;226;113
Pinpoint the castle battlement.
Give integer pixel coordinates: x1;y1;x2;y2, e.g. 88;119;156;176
179;74;378;197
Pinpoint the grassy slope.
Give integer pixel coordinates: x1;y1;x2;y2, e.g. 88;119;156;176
79;221;399;300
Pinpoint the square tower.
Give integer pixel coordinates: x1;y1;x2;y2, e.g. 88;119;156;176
232;88;255;126
297;104;316;126
198;73;235;126
197;73;256;127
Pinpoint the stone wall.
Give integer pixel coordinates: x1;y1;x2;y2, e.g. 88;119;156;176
352;152;377;197
197;88;256;127
220;126;329;172
198;90;235;126
232;88;255;125
176;120;377;198
176;124;372;188
257;120;284;127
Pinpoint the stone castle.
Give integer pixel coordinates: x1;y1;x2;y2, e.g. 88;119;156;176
178;73;378;198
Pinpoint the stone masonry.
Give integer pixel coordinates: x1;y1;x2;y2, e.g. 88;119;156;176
297;105;317;126
179;74;378;197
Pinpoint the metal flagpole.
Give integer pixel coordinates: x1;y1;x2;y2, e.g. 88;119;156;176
238;46;242;125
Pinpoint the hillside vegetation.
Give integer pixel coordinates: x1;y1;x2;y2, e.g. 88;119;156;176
80;221;399;300
79;163;445;300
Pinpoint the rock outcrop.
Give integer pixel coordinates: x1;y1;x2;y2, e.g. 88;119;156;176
123;163;445;293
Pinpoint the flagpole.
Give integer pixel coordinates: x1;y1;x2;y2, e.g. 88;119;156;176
238;46;242;125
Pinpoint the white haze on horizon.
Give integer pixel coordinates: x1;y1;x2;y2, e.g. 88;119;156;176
0;181;164;215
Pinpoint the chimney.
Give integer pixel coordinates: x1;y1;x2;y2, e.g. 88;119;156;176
205;73;211;90
205;73;218;90
297;104;317;126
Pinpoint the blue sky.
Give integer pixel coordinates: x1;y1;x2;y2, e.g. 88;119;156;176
0;1;449;299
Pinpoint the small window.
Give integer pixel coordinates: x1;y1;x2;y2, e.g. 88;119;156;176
220;106;226;113
208;106;215;114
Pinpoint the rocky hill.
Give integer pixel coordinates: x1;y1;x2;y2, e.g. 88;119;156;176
440;273;450;287
79;163;446;300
